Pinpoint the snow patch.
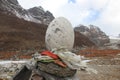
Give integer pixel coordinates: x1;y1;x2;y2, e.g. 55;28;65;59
0;60;27;65
109;36;120;40
14;10;41;23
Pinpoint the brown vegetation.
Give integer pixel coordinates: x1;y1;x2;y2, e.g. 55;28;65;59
79;48;120;57
0;13;47;51
0;51;18;59
19;55;32;59
74;31;95;47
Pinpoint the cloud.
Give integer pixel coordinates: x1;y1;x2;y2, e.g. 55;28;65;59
94;0;120;35
49;0;107;26
18;0;41;9
18;0;120;36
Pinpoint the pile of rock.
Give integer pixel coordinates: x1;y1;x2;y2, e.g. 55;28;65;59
0;61;26;80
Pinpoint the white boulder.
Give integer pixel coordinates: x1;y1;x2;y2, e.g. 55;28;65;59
45;17;74;50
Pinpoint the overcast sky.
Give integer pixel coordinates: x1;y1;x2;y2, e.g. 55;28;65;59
18;0;120;36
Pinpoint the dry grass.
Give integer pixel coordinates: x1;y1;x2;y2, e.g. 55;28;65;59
19;55;32;59
0;51;18;59
79;48;120;57
0;13;47;51
74;31;95;47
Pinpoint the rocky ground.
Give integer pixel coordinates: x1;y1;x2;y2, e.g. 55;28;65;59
0;49;120;80
77;53;120;80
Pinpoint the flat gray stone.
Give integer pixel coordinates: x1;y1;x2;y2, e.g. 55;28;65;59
36;61;76;78
45;17;74;50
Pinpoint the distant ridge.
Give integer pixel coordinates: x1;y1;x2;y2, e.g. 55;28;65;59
75;24;110;46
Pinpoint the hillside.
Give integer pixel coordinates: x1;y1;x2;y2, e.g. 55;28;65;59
0;12;95;51
0;0;95;52
75;24;110;46
74;31;95;48
0;13;47;51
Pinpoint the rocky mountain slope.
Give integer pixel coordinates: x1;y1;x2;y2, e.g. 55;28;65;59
28;7;54;25
0;12;47;51
74;31;95;48
74;24;110;46
0;12;95;51
0;0;54;25
0;0;95;51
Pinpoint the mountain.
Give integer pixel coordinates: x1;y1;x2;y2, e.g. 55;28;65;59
74;24;110;46
0;13;95;51
0;0;54;25
28;7;54;25
0;0;95;51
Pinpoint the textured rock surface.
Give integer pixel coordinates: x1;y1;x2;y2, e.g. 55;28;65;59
0;61;26;80
37;71;79;80
75;24;110;46
28;7;54;25
45;17;74;50
37;61;76;78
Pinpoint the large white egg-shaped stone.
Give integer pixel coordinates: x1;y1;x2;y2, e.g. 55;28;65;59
45;17;74;50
